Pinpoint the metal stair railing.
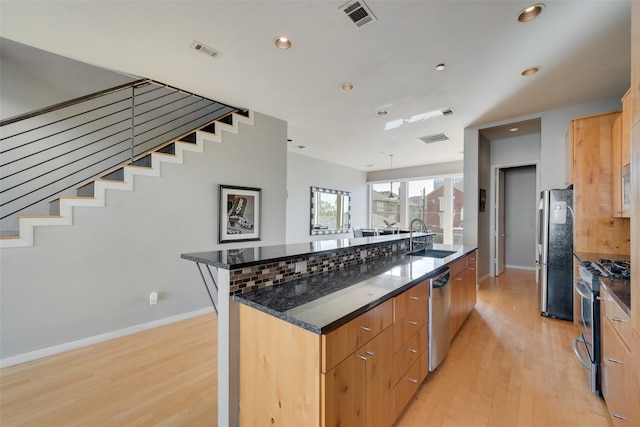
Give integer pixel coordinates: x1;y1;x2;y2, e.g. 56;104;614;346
0;78;238;234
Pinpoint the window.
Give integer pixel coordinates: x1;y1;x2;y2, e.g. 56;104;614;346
370;175;464;244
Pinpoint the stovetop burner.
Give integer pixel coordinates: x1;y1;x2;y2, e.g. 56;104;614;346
597;258;631;281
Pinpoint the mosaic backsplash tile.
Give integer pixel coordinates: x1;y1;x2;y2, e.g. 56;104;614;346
229;235;433;295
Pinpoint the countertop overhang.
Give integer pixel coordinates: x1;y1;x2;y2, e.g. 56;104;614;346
181;233;433;269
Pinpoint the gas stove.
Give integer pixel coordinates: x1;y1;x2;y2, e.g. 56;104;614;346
597;258;630;281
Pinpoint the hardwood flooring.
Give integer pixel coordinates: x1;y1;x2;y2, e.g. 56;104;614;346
0;269;612;426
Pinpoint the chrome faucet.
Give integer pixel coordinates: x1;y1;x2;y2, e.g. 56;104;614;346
409;218;428;252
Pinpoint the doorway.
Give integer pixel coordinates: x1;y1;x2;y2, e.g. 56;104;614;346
493;164;538;277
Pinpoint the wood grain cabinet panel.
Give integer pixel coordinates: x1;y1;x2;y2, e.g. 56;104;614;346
601;317;633;425
450;250;477;339
392;349;429;422
322;299;392;373
323;326;393;427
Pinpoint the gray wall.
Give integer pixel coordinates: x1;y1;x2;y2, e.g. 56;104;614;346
0;38;137;120
504;166;537;269
0;112;287;360
464;97;623;280
286;152;367;244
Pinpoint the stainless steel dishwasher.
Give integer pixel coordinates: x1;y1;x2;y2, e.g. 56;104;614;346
428;267;451;371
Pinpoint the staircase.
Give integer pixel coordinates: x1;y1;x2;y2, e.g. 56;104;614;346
1;109;253;248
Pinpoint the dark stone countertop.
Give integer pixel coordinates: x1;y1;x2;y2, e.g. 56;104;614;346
234;244;477;335
574;251;631;316
181;233;433;269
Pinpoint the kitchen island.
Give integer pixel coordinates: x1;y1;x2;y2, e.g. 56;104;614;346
181;234;476;426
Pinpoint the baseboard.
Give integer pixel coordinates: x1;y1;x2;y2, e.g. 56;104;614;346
506;264;536;271
0;307;214;368
478;273;490;283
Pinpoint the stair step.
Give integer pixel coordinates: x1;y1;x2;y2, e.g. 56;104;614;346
102;168;125;182
179;132;197;144
132;154;152;168
156;143;176;155
77;181;95;198
200;123;216;134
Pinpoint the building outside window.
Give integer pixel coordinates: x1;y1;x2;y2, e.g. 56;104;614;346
371;175;463;243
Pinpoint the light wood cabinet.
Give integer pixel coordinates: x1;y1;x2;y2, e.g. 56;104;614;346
601;301;633;425
566;112;630;255
450;250;477;339
612;91;631;218
392;281;429;422
323;326;393;427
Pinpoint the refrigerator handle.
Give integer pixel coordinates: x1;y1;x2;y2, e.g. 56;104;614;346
536;197;544;261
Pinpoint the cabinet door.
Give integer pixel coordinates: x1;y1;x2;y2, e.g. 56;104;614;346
365;327;393;427
602;319;633;425
611;114;623;217
323;351;366;427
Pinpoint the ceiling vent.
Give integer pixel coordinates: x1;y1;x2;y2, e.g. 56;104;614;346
339;1;377;29
190;41;220;58
441;107;455;116
418;133;450;144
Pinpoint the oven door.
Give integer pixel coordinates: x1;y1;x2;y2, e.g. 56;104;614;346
572;279;598;393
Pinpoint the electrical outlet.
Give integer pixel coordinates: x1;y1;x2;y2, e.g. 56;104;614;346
295;261;307;274
149;292;158;305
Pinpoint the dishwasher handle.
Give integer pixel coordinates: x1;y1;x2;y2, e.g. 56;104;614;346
431;268;450;289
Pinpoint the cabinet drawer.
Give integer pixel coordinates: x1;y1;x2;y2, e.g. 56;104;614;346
393;302;427;352
466;251;477;269
449;257;466;279
393;281;428;321
602;319;633;425
393;324;427;386
603;290;631;349
322;299;393;373
392;349;428;422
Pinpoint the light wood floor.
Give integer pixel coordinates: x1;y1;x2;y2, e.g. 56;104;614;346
0;269;612;426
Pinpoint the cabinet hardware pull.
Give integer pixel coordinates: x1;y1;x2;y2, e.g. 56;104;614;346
409;349;418;353
409;296;419;300
456;277;463;281
612;413;630;421
361;326;372;331
409;378;418;384
366;350;374;356
611;316;623;322
408;321;418;325
358;354;368;361
607;357;624;364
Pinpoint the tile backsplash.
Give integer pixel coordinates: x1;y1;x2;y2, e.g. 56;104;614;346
229;235;433;295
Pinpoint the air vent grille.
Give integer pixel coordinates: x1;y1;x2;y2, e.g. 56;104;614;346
190;40;220;58
340;0;377;28
418;133;450;144
441;107;455;116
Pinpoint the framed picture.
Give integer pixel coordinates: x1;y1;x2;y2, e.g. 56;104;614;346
219;185;261;243
479;188;486;212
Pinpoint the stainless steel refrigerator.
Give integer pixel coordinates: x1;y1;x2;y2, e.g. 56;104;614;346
536;188;574;321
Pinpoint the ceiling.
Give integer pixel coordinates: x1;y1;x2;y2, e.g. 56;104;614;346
0;0;631;172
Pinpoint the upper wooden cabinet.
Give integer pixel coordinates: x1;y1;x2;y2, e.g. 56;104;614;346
611;93;630;218
566;111;630;255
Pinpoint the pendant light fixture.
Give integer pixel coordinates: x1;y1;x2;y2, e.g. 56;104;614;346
387;154;396;200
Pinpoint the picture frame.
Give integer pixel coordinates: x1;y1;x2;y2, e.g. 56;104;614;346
479;188;486;212
219;185;261;243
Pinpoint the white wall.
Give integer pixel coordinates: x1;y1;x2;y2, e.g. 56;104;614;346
286;152;367;244
0;112;287;361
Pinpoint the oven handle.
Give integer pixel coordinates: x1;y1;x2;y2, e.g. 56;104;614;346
572;337;591;370
573;280;594;301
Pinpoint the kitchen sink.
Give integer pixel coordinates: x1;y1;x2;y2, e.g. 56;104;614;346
408;249;457;258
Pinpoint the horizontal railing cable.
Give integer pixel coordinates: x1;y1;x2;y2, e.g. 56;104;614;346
0;78;239;231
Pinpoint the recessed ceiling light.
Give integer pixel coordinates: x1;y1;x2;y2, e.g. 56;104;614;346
521;66;541;76
509;127;520;132
517;3;545;22
274;36;292;50
377;110;388;116
340;82;355;91
435;63;445;71
365;164;374;168
295;145;306;149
